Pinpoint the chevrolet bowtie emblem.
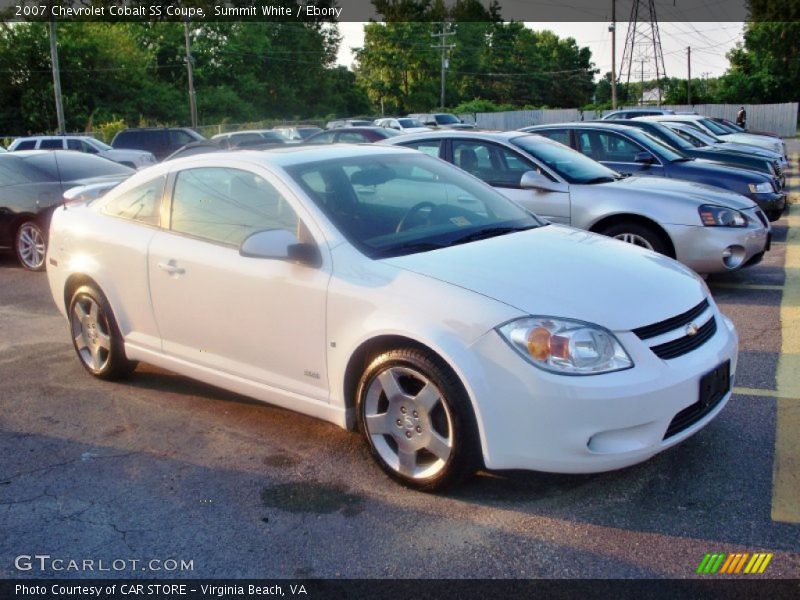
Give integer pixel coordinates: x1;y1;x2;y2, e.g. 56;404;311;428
686;322;699;336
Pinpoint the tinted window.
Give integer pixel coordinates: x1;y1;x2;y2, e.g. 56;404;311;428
306;131;336;145
577;131;645;162
40;139;64;150
338;132;368;143
54;153;133;182
170;130;196;146
434;114;460;125
452;140;537;187
700;119;730;135
535;129;571;146
14;140;36;150
171;167;298;246
102;176;165;226
114;131;149;149
512;136;618;184
67;138;97;153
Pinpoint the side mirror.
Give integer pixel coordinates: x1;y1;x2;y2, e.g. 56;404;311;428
520;170;568;193
634;151;655;164
239;229;321;267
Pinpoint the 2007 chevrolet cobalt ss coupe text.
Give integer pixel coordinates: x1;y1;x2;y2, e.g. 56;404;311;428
46;146;738;491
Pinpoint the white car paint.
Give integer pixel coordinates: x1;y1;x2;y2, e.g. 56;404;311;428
46;146;738;480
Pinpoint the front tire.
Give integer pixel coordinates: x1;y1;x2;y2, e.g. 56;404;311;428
600;221;669;256
357;348;480;491
68;285;136;380
15;221;47;271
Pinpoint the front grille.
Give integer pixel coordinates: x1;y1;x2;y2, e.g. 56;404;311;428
632;299;709;340
649;317;717;359
773;160;782;177
664;359;730;439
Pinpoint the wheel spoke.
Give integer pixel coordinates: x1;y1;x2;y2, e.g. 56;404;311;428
73;302;89;321
377;369;404;402
88;300;98;324
90;345;103;370
96;330;111;351
414;382;440;413
398;449;417;476
425;431;451;461
74;331;88;351
365;412;393;435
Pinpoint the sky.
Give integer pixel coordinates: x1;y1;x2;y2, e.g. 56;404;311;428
336;21;745;81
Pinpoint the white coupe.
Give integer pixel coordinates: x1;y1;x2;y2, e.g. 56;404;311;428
46;146;738;490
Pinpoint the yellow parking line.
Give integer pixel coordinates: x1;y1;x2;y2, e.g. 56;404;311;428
772;202;800;523
710;283;784;291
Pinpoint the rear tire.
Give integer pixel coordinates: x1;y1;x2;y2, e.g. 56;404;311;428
15;221;47;271
600;221;670;256
357;348;480;492
68;285;137;380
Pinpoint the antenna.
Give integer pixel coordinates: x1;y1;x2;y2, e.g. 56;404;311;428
618;0;668;106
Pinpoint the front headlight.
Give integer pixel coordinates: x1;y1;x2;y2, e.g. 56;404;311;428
497;317;633;375
698;205;747;227
748;181;773;194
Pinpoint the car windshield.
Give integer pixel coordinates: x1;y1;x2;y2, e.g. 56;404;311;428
435;114;460;125
511;135;619;184
710;119;738;133
86;138;113;151
699;118;730;136
286;153;542;259
670;125;719;146
721;119;746;132
398;118;424;128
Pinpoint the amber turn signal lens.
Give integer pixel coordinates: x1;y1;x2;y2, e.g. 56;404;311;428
526;327;551;360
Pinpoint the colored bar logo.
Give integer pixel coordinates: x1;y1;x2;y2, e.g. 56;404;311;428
696;552;773;574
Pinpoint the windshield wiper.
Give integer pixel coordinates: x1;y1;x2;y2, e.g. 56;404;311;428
449;225;537;247
583;176;617;184
373;241;447;258
671;157;694;162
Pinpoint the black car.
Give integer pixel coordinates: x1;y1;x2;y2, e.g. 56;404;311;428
527;122;786;220
302;127;402;144
0;151;133;270
111;127;206;161
571;119;782;185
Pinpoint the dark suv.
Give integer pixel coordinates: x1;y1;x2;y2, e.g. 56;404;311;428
111;128;205;161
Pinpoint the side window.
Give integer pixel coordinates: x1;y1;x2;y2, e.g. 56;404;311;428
40;139;64;150
338;132;367;143
67;139;83;151
452;140;536;187
536;129;571;146
169;130;194;147
170;168;299;246
309;131;336;144
597;132;645;162
14;140;37;150
102;176;165;226
400;139;442;158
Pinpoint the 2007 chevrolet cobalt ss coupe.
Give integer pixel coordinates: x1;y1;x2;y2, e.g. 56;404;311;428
46;146;738;491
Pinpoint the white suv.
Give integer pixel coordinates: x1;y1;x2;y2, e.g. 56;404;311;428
8;136;156;169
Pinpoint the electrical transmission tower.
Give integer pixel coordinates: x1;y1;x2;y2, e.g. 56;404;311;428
618;0;667;106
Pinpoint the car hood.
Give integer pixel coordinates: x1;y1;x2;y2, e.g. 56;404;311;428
718;133;782;152
670;158;772;184
711;142;781;160
383;225;707;332
604;176;757;210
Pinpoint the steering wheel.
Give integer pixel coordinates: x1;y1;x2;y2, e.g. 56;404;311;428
396;201;436;233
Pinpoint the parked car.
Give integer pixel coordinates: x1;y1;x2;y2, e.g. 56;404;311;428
601;108;676;120
211;130;286;148
271;125;323;142
408;113;477;130
659;121;786;188
111;127;206;161
0;151;132;270
46;145;738;490
588;119;783;186
163;141;223;162
0;147;7;153
326;119;374;129
636;115;787;163
8;135;156;169
374;117;431;133
383;131;770;274
527;122;786;220
709;117;780;139
303;127;401;144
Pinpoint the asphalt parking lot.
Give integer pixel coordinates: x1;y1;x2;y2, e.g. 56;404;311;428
1;143;799;580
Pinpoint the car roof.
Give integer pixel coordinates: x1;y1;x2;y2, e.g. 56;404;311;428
386;130;523;142
530;122;643;132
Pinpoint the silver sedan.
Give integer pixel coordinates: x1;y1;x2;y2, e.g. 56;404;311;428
381;131;771;274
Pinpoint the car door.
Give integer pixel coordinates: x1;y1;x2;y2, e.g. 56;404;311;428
576;130;664;178
448;139;571;224
147;163;331;402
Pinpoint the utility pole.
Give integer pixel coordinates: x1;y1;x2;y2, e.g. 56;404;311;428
687;46;691;105
48;20;65;134
610;0;617;109
184;21;198;129
431;23;455;110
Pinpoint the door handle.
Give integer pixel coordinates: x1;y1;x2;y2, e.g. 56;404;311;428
157;261;185;275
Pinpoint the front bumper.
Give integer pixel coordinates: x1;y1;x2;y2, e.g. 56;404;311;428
665;213;769;274
467;307;738;473
748;191;786;217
